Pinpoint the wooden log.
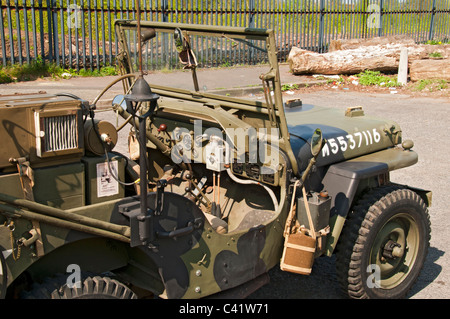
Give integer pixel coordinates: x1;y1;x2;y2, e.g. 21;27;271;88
288;44;450;75
329;35;416;52
410;59;450;82
288;45;400;75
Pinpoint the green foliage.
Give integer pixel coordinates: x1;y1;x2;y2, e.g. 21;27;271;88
414;79;448;92
356;70;399;87
69;66;117;77
281;83;299;91
0;58;118;84
429;52;443;58
4;57;53;81
426;40;450;45
0;69;14;84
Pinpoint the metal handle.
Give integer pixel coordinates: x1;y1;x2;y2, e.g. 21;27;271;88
156;218;203;239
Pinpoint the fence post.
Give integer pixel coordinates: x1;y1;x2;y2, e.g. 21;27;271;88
248;0;255;28
31;0;38;61
161;0;168;68
53;0;59;65
428;0;437;41
46;0;53;63
161;0;168;22
248;0;255;63
0;3;7;65
14;0;23;65
378;0;384;37
318;0;325;53
59;0;64;67
23;0;31;64
37;0;44;62
52;0;59;65
5;1;15;64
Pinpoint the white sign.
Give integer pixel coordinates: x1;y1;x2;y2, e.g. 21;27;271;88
96;161;119;198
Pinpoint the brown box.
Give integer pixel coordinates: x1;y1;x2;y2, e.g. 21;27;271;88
280;232;316;275
0;93;84;169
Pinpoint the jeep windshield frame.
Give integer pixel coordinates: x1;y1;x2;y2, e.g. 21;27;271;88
114;20;298;174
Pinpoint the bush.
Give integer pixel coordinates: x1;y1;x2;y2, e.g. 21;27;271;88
0;69;14;84
0;59;118;84
356;70;399;87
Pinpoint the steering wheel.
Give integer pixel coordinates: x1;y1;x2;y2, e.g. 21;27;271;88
91;73;138;109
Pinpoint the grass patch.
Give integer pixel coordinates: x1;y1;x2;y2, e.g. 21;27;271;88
281;83;299;91
414;79;448;92
70;66;118;77
429;52;443;58
426;40;450;45
0;59;118;84
0;69;14;83
356;70;399;87
1;57;58;82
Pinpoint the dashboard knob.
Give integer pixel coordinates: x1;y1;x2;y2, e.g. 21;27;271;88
158;124;167;132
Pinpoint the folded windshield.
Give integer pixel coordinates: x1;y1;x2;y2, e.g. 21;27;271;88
116;21;271;72
114;21;276;93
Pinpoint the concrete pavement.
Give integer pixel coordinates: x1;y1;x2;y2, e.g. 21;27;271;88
0;63;324;104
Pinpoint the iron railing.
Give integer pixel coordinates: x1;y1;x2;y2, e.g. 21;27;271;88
1;0;449;69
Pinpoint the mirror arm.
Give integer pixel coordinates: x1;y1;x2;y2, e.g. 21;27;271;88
300;157;316;184
191;68;199;92
299;129;325;184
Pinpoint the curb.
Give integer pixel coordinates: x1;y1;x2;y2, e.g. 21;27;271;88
93;79;328;109
208;80;327;97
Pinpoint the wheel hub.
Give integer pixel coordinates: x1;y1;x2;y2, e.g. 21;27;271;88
370;213;421;290
381;240;403;260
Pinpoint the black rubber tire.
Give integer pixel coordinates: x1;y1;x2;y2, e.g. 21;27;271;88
335;185;431;299
23;274;137;299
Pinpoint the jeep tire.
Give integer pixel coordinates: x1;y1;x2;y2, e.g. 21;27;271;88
23;274;137;299
336;185;431;299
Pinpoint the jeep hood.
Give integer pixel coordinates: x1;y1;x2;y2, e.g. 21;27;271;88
286;104;402;172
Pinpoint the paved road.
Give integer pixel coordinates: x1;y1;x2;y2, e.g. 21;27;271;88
1;69;448;299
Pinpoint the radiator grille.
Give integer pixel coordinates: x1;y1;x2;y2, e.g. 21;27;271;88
42;114;78;152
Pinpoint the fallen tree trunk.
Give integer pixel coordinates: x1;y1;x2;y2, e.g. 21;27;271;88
288;45;402;75
410;59;450;82
329;35;416;52
288;44;450;75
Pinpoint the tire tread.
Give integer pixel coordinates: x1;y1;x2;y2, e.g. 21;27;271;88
335;185;431;299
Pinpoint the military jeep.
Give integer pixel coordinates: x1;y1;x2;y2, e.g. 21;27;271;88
0;20;431;299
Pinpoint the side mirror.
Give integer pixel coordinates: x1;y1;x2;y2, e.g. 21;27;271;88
112;94;127;111
174;28;200;91
174;28;198;69
140;28;156;44
310;128;324;158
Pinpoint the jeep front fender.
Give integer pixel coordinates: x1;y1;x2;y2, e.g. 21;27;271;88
321;147;419;256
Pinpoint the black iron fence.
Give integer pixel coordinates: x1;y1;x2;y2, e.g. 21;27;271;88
1;0;449;69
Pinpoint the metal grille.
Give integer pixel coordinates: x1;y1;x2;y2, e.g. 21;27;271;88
43;114;78;152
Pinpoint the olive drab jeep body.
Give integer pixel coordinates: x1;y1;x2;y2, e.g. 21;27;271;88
0;20;431;299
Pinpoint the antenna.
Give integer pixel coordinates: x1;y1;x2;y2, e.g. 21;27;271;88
136;0;143;75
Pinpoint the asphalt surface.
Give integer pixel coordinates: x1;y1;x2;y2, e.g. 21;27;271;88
1;65;449;299
0;63;318;102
